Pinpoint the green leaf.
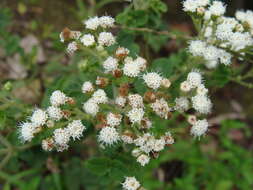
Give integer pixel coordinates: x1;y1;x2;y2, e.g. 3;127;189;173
85;157;112;176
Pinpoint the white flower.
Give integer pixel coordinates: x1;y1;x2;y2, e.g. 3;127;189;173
115;47;130;58
204;10;211;20
121;135;134;144
31;109;48;126
122;177;141;190
42;138;54;151
84;16;100;30
98;127;120;146
53;128;70;146
187;70;202;88
67;41;78;54
151;98;170;119
188;40;206;57
187;115;197;125
82;81;94;93
123;62;141;77
209;1;226;16
196;84;208;95
106;113;122;127
153;139;165;152
161;78;171;88
219;49;232;65
143;72;162;90
137;154;150;166
180;81;192;92
92;89;108;104
50;90;68;106
99;16;115;28
204;26;213;38
183;0;199;12
80;34;95;46
83;99;99;116
19;122;36;142
127;108;145;124
115;96;127;107
191;119;209;137
98;32;115;46
164;132;175;145
192;94;212;114
128;94;144;108
47;106;63;121
103;56;118;73
67;120;86;140
174;97;189;112
135;57;147;71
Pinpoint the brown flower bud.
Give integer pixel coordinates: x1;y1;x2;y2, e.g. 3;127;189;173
67;97;75;105
115;47;129;59
62;110;71;118
113;69;122;78
144;91;156;103
119;83;130;97
96;77;109;88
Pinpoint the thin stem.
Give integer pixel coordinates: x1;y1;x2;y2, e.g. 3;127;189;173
113;25;191;40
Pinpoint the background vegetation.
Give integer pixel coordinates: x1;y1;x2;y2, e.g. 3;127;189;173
0;0;253;189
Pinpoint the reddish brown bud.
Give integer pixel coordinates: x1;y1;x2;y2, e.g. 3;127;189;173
113;69;122;78
144;91;156;103
119;83;130;97
96;77;109;88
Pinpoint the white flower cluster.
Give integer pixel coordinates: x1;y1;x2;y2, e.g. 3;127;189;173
55;15;214;169
184;1;253;68
122;177;141;190
179;71;212;114
60;16;116;54
131;132;174;166
18;91;86;152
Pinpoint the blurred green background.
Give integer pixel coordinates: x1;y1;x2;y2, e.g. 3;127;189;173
0;0;253;190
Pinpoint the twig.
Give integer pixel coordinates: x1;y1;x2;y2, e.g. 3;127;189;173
113;25;191;40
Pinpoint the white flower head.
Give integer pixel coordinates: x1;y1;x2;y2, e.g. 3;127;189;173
84;16;100;30
153;138;165;152
187;70;202;88
196;84;208;95
192;94;212;114
174;97;189;112
180;81;192;92
67;41;78;54
137;154;150;166
98;126;120;146
188;40;206;57
19;122;36;142
128;94;144;108
121;135;134;144
151;98;170;119
106;113;122;127
92;89;108;104
80;34;95;47
47;106;63;121
42;138;54;151
122;177;141;190
135;57;147;71
53;128;70;146
50;90;68;107
83;99;99;116
123;62;141;77
99;16;115;28
82;81;94;93
115;96;127;107
103;56;118;73
98;32;116;47
209;1;226;16
191;119;209;137
127;108;145;124
31;109;48;126
67;120;86;140
143;72;163;90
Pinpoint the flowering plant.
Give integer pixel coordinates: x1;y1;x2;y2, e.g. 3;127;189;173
1;0;253;189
